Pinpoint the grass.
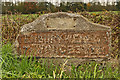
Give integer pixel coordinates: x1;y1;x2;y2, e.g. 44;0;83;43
1;43;120;79
2;13;40;44
88;11;120;14
2;13;39;18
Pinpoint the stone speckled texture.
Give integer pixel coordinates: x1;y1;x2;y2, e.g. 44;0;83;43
15;12;111;59
20;12;110;34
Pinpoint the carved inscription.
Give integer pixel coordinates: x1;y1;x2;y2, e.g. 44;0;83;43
17;31;110;58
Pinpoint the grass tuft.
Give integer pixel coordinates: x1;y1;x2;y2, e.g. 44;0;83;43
1;43;120;79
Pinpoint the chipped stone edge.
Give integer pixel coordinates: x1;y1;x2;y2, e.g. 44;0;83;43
46;12;111;29
20;12;111;35
44;12;111;30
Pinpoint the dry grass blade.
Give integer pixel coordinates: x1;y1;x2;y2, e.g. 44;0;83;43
60;59;68;78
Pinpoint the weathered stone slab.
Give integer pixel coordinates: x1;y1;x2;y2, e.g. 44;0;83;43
15;12;111;59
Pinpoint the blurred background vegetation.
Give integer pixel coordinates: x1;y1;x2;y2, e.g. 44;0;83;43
2;1;120;14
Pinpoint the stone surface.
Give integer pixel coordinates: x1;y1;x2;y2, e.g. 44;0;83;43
15;12;111;59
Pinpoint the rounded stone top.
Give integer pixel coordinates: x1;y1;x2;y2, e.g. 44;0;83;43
20;12;111;34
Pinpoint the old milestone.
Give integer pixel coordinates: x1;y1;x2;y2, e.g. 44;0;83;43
15;12;111;58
